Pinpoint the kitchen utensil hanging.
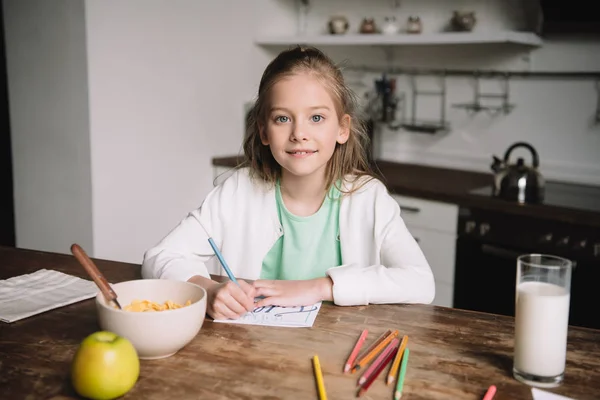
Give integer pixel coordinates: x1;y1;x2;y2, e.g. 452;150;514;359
453;72;514;115
401;73;448;134
365;73;405;129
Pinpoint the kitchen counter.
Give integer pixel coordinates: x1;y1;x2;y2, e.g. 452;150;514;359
212;156;600;228
2;245;600;400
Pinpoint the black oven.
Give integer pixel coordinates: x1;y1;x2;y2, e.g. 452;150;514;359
453;206;600;330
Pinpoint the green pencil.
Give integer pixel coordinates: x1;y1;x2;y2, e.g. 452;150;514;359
394;347;410;400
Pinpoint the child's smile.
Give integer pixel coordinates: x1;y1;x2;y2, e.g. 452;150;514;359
286;149;318;158
261;72;349;182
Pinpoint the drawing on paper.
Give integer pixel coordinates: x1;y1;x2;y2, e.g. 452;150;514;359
213;302;322;328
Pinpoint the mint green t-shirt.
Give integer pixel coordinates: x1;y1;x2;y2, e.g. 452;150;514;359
260;181;342;280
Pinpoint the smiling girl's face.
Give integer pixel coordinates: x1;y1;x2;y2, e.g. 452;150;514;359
260;72;350;184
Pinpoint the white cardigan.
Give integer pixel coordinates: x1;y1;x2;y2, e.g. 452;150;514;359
141;168;435;306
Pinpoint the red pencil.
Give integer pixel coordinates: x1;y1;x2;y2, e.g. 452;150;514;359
483;385;497;400
344;329;368;373
356;342;398;397
357;337;399;386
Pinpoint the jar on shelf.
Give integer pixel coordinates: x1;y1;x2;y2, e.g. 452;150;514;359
406;16;422;34
328;15;349;35
359;18;377;34
381;16;400;35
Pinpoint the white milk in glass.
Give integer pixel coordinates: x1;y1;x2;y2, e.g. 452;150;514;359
514;281;570;377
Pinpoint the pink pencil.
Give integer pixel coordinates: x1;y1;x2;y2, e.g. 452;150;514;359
344;329;368;373
483;385;497;400
357;343;398;397
357;338;399;386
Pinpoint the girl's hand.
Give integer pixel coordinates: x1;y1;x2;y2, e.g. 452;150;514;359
205;279;256;320
252;277;333;308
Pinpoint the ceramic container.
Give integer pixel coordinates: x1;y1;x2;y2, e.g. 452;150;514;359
95;279;207;359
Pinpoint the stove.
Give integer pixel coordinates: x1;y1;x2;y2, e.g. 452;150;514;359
454;181;600;330
468;181;600;214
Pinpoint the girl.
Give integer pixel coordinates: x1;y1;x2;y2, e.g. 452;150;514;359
141;46;435;320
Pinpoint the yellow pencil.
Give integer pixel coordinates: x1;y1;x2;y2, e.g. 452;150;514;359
312;355;328;400
387;335;409;385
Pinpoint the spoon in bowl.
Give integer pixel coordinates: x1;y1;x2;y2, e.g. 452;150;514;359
70;243;122;310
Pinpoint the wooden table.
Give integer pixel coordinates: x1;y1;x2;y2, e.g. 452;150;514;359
1;246;599;400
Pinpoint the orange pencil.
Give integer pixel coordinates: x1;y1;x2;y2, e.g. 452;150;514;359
344;329;368;373
386;334;409;385
352;329;399;373
358;337;399;386
351;329;391;372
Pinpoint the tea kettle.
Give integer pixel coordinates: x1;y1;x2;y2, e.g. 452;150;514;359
490;142;545;204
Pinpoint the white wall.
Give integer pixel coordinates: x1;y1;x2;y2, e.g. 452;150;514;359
372;37;600;185
83;0;287;263
4;0;600;264
3;0;93;255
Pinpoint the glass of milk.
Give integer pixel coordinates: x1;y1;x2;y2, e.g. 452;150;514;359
513;254;572;388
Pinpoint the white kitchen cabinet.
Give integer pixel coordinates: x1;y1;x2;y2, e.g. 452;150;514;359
392;194;458;234
392;194;458;308
408;227;456;285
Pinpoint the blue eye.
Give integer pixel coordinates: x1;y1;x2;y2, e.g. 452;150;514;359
312;115;323;122
275;116;289;123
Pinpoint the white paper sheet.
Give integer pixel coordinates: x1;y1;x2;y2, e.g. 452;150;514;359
532;388;576;400
0;269;98;323
213;302;322;327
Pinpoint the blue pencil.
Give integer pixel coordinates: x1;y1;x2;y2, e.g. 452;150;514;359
207;237;239;285
195;216;239;285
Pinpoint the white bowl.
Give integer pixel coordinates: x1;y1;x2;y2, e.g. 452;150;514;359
95;279;207;359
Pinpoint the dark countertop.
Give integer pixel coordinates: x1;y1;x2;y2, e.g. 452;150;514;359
212;156;600;228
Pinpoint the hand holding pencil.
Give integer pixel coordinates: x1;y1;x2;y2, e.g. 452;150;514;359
192;218;256;320
205;279;256;320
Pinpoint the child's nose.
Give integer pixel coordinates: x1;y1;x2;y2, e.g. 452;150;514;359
290;122;309;141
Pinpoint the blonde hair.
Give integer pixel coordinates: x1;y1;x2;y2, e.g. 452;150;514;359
241;45;378;194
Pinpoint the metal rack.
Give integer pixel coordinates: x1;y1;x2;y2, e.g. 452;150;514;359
401;74;448;133
452;73;514;115
344;65;600;80
348;65;600;130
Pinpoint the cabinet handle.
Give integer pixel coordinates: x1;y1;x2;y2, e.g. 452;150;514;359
480;244;577;269
481;244;522;259
400;205;420;213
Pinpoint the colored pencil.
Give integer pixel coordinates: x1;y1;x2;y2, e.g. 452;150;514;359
358;337;399;386
356;341;398;397
344;329;368;373
387;334;409;385
207;237;238;284
482;385;497;400
352;329;399;373
195;217;239;285
312;355;327;400
351;329;391;372
394;347;410;400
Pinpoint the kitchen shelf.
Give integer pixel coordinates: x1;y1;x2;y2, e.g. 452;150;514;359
255;31;543;47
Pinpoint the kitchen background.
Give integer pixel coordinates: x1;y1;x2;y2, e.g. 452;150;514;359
0;1;599;318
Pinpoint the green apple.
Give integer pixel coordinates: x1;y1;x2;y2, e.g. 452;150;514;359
71;331;140;400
